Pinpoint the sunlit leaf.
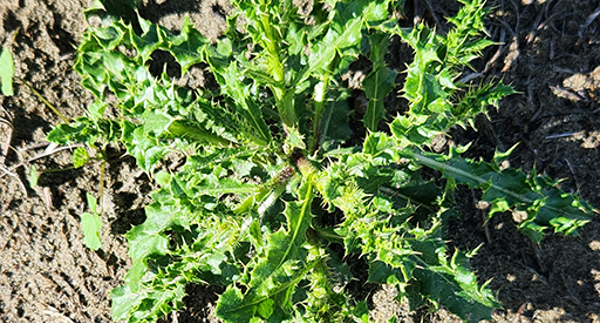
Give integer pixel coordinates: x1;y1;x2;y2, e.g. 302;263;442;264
0;47;14;96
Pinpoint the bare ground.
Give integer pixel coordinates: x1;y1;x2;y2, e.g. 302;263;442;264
0;0;599;322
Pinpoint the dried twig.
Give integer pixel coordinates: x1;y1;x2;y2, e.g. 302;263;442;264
0;164;18;178
544;131;582;140
514;257;549;286
458;72;484;84
484;28;506;73
42;305;75;323
549;85;588;102
564;158;580;192
0;164;28;198
510;303;529;323
0;117;13;166
413;0;424;25
579;7;600;37
510;0;521;37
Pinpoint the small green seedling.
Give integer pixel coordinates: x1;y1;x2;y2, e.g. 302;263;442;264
28;165;39;189
81;192;102;250
0;47;14;96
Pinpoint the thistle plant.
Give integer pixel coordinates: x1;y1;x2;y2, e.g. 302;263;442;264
48;0;595;322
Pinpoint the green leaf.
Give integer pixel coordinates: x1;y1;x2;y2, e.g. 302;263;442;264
208;59;272;144
407;148;595;242
353;301;370;323
409;266;496;323
110;285;145;321
399;226;498;323
88;101;107;120
368;261;405;284
123;202;177;287
86;191;98;213
73;147;90;168
257;298;275;319
47;117;106;145
363;65;397;131
321;96;353;150
303;1;364;79
217;261;319;323
216;182;316;322
168;17;208;73
0;47;14;96
141;109;173;135
110;282;186;323
28;165;39;189
81;212;102;250
125;127;169;173
81;192;102;251
81;193;102;250
363;33;397;131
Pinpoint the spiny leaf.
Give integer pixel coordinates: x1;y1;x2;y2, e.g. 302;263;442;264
110;282;186;323
301;0;392;83
320;90;353;149
217;260;319;323
255;182;315;277
217;182;316;322
207;58;272;144
406;148;595;242
363;33;397;131
376;223;498;323
123;201;182;287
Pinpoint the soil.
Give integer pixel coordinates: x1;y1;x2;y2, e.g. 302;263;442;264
0;0;599;322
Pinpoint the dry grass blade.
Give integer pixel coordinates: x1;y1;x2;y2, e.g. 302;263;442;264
19;77;70;123
43;305;75;323
0;164;28;198
0;117;12;166
0;105;13;166
579;7;600;37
